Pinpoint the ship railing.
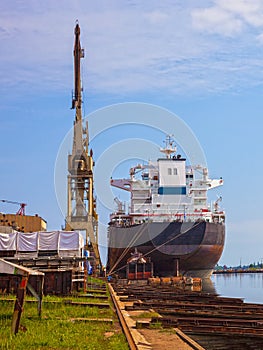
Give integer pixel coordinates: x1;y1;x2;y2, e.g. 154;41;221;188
129;212;215;224
109;210;225;225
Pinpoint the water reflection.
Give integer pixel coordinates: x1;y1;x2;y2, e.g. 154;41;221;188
210;273;263;304
202;278;217;295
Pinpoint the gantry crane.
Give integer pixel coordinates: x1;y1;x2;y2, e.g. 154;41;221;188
66;22;101;272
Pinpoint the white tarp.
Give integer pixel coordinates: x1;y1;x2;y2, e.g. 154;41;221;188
0;232;17;250
0;230;84;254
59;231;84;251
17;232;38;252
39;231;59;251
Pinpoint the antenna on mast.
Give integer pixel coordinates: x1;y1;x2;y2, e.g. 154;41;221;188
160;135;177;158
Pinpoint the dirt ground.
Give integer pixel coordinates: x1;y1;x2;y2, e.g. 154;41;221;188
139;328;194;350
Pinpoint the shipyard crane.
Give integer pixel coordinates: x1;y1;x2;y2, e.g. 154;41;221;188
0;200;27;215
66;22;101;273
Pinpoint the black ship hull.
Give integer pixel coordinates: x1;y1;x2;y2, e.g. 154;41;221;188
107;221;225;279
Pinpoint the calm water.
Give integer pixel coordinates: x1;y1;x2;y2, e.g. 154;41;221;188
211;273;263;304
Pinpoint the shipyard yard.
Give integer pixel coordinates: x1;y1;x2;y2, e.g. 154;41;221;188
0;277;129;350
2;1;263;350
109;278;263;349
1;275;263;349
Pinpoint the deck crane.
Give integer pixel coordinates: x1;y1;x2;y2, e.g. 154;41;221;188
0;200;27;215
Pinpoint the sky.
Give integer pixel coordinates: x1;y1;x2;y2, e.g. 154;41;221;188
1;0;263;267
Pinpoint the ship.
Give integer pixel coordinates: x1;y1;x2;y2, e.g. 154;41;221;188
107;136;225;279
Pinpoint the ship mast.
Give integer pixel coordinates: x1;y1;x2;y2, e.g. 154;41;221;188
66;22;100;271
160;135;177;159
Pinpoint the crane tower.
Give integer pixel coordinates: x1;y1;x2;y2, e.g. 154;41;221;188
66;22;100;271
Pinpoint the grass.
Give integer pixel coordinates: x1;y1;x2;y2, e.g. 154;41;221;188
0;279;129;350
149;321;163;329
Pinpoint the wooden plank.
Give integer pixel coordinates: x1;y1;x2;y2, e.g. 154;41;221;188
11;275;28;334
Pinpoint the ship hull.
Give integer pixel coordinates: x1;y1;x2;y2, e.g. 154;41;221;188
107;221;225;279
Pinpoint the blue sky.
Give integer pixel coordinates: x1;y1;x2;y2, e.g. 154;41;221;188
1;0;263;266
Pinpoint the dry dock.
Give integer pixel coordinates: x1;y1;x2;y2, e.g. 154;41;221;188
108;282;202;350
109;279;263;350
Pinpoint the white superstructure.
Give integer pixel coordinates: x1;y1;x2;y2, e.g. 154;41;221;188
110;136;225;226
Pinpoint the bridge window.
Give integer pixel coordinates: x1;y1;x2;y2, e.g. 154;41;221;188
168;168;178;175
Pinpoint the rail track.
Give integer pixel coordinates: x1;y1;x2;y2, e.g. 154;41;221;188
109;280;263;350
108;283;138;350
108;281;206;349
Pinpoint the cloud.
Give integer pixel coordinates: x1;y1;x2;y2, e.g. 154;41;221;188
0;2;208;97
218;0;263;27
192;0;263;37
1;1;263;98
192;7;243;37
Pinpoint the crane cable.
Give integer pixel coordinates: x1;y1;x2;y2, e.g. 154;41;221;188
109;221;203;275
108;222;149;274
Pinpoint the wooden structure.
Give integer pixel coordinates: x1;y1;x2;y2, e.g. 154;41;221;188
0;259;44;334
